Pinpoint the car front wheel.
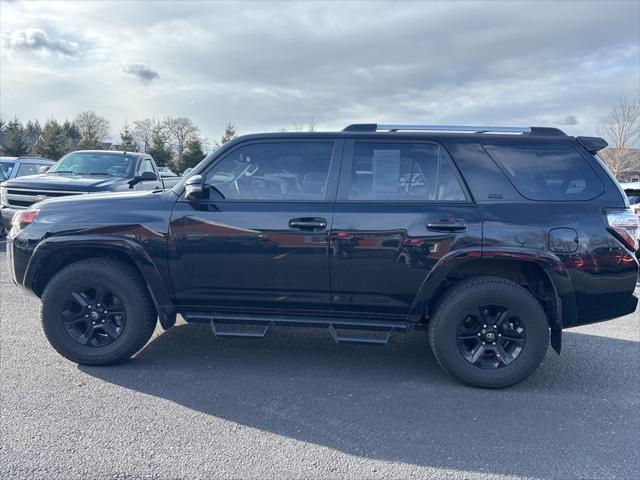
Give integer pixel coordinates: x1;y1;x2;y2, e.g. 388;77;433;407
41;257;157;365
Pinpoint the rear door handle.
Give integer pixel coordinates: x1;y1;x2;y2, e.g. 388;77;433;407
427;219;467;232
289;217;327;231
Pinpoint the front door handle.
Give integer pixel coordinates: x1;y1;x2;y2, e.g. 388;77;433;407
427;219;467;232
289;217;327;231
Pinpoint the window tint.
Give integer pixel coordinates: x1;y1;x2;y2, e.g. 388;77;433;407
205;142;334;201
16;163;38;177
139;158;155;174
347;142;466;201
484;144;604;201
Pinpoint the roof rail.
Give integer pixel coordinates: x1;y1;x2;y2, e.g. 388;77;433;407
343;124;566;136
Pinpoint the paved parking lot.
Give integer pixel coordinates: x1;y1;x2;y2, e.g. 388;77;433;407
1;239;639;479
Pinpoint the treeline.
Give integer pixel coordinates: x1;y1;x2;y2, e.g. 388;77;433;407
0;112;239;173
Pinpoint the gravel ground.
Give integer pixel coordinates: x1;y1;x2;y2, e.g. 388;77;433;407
1;239;639;479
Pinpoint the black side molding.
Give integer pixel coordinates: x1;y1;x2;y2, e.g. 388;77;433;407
577;136;608;153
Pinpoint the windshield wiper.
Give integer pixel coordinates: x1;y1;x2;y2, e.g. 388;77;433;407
81;172;113;176
50;170;76;174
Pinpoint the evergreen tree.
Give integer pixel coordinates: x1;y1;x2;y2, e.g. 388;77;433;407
25;119;42;136
62;119;81;140
147;125;173;166
36;120;69;160
216;120;237;147
77;131;103;150
117;124;139;152
2;118;30;156
179;136;207;172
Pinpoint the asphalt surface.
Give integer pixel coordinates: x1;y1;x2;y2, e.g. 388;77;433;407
1;238;639;480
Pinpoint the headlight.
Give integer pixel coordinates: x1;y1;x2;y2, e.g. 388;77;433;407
0;186;7;207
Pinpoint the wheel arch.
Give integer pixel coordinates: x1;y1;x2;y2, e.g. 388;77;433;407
27;235;176;329
409;248;576;353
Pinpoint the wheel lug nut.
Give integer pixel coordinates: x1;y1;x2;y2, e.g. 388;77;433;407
477;333;481;336
493;325;497;329
492;342;496;346
498;333;502;337
483;324;487;328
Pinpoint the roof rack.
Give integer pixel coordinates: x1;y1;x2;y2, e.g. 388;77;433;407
342;124;566;136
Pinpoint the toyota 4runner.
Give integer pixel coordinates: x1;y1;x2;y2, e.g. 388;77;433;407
6;124;639;388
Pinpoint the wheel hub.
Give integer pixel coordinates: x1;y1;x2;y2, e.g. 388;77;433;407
456;305;527;370
61;287;126;347
483;330;497;343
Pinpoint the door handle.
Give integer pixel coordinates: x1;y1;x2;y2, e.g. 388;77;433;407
289;217;327;231
426;219;467;232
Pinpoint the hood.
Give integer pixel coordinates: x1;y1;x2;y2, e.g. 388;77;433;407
36;189;164;209
2;173;126;191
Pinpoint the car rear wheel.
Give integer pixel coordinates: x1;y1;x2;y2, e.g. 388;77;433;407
429;276;549;388
41;257;157;365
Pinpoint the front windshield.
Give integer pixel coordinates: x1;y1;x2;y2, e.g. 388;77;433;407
50;152;134;177
0;161;15;181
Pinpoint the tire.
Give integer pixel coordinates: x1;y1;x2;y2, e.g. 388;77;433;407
428;276;549;388
41;257;157;365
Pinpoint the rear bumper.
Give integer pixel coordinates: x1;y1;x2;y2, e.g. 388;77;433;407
572;292;638;327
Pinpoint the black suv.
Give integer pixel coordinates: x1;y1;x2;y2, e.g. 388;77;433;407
7;124;639;388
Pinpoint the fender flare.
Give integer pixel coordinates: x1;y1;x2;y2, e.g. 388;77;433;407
408;247;576;351
25;235;176;329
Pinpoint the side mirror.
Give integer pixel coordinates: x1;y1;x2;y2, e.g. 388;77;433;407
129;171;159;188
38;166;50;174
184;174;204;201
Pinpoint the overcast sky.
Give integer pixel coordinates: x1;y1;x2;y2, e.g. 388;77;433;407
1;0;639;143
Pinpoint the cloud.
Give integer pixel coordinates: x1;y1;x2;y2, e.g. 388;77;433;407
0;1;638;140
122;63;160;83
5;28;78;56
557;115;579;126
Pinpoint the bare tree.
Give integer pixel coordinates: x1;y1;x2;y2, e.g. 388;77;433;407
598;97;640;179
290;117;317;132
133;118;157;153
163;117;199;156
74;111;111;147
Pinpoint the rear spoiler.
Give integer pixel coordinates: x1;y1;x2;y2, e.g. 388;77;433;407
577;136;608;154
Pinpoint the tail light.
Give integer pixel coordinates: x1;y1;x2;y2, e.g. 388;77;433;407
12;210;38;230
605;209;639;251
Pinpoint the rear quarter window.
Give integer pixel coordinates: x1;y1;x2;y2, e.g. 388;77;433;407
483;143;604;201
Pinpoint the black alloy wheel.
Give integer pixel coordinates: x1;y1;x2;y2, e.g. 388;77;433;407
61;285;126;347
455;305;527;370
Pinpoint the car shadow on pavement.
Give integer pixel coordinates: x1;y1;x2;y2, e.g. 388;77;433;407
80;323;640;478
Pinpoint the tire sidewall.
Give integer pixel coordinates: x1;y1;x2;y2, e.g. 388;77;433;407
432;281;549;387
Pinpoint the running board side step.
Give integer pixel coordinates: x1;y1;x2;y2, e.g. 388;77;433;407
183;312;411;346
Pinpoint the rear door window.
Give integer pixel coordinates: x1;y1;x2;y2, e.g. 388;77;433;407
345;142;467;201
484;143;604;201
